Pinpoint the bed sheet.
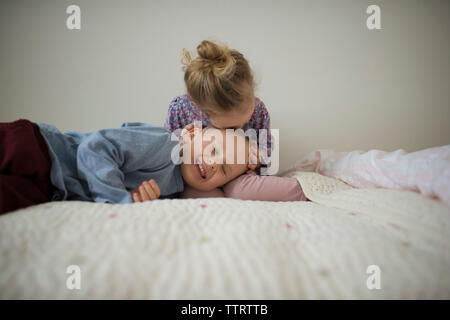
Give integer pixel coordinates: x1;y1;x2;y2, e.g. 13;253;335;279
0;172;449;299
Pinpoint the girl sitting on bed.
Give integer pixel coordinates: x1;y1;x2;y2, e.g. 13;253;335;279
0;120;258;214
165;39;304;201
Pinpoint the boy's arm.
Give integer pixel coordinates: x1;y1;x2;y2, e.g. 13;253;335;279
77;131;132;204
77;127;181;203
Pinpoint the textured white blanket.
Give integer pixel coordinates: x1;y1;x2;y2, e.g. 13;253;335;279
0;172;449;299
282;145;450;207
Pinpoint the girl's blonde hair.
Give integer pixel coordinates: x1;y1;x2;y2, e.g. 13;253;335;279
182;40;254;115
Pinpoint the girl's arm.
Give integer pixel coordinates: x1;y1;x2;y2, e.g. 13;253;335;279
256;99;272;164
164;103;181;132
247;99;271;171
164;96;192;132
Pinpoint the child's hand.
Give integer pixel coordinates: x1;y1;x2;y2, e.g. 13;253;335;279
180;123;195;143
246;164;259;174
181;122;203;144
131;179;161;202
246;143;260;174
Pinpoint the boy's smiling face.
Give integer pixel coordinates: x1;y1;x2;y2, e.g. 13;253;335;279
180;128;249;191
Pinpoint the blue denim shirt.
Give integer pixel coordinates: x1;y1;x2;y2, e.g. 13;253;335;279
37;122;184;203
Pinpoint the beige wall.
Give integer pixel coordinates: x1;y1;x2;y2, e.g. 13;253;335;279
1;0;449;172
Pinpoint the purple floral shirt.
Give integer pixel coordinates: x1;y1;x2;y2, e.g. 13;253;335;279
164;94;272;159
164;94;270;132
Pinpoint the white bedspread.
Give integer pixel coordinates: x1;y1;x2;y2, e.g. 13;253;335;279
0;172;449;299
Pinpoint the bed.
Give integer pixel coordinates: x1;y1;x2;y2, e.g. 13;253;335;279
0;172;449;299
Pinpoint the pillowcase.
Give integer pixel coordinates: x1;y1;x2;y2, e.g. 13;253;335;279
179;172;308;202
222;172;308;201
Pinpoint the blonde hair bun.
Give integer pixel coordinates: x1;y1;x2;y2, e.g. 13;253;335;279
182;40;254;112
198;40;235;78
197;40;229;61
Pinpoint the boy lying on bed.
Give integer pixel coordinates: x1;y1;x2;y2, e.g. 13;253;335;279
0;119;307;214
